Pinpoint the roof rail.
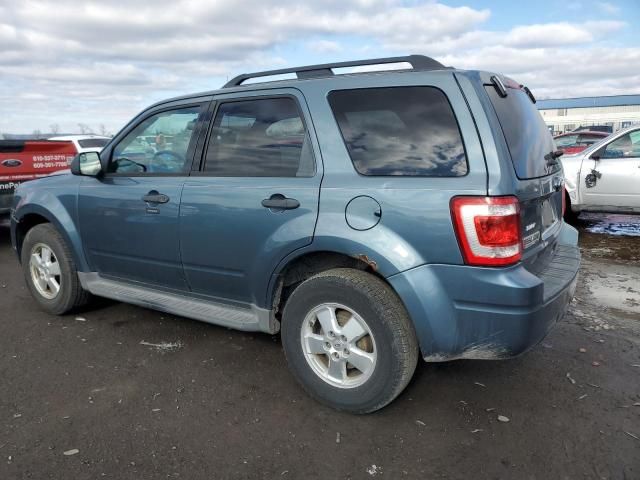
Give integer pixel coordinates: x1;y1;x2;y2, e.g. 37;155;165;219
223;54;446;88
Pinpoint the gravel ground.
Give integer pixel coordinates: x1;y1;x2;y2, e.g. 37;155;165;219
0;216;638;479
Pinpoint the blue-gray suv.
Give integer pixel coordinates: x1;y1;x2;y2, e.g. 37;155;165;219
10;55;580;413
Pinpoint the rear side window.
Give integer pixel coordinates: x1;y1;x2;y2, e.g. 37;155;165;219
328;87;467;176
578;134;605;145
203;97;315;177
555;135;578;148
79;138;109;148
485;84;556;179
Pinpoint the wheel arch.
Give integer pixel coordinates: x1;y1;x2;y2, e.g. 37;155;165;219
268;249;407;325
13;205;89;271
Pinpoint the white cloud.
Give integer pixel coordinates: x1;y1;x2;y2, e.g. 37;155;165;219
307;40;342;54
506;23;594;47
597;2;620;14
0;0;637;134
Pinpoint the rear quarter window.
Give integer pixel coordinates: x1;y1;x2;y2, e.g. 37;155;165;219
328;87;467;176
78;138;110;148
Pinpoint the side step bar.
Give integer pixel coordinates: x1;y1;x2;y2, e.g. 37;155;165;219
78;272;278;334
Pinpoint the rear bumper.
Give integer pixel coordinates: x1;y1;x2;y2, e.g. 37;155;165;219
388;222;580;361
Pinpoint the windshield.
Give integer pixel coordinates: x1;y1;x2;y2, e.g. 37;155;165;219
485;84;558;179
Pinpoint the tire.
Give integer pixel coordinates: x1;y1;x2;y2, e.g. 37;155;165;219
563;192;579;224
21;223;91;315
281;268;419;414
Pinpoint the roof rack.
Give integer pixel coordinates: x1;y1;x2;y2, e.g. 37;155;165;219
223;54;446;88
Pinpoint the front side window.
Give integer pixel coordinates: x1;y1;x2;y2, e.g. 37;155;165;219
328;87;467;176
602;130;640;159
203;97;315;177
110;106;201;174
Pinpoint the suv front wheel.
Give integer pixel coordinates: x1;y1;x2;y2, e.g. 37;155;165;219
281;268;418;413
21;223;91;315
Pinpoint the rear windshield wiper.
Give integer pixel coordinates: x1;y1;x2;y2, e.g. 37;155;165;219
522;86;536;104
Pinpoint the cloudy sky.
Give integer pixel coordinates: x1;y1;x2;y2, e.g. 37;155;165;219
1;0;638;135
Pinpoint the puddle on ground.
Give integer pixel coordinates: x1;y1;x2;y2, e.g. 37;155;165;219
576;214;640;263
582;261;640;316
578;213;640;237
574;213;640;319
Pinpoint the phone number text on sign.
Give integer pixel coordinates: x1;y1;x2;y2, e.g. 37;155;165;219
32;155;74;169
33;161;71;169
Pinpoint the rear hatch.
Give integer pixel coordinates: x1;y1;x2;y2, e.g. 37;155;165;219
483;76;564;266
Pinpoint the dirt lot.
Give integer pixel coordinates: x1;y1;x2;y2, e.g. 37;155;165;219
1;215;638;480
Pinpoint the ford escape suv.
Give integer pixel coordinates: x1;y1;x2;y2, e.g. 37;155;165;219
10;55;580;413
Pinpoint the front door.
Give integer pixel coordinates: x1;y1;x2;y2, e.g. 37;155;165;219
180;92;321;306
78;104;206;290
582;129;640;210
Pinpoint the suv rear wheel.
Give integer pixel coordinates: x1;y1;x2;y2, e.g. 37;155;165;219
281;268;418;413
21;223;91;315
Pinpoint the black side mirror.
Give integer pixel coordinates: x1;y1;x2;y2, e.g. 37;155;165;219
71;152;103;176
589;147;604;162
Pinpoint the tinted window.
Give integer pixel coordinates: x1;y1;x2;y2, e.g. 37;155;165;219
554;135;578;148
204;97;314;177
110;106;201;174
79;138;109;148
328;87;467;176
577;134;605;145
602;130;640;159
485;85;557;179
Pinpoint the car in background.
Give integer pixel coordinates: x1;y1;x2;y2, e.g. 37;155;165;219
572;125;613;134
562;125;640;219
48;135;111;153
554;131;609;155
1;140;77;215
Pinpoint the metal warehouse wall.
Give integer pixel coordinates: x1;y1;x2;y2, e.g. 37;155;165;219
539;105;640;134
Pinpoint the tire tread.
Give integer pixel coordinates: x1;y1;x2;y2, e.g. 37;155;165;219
282;268;419;413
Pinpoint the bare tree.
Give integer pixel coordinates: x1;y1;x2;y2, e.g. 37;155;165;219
99;124;109;136
32;129;42;138
77;123;92;134
49;123;60;135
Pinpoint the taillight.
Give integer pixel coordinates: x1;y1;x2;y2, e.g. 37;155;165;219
450;196;522;267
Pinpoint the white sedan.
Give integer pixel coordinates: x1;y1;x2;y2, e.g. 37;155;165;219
561;125;640;217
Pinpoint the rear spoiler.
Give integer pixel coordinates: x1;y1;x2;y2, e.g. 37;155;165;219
487;75;536;104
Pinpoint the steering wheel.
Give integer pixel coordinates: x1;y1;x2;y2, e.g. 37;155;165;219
150;150;185;173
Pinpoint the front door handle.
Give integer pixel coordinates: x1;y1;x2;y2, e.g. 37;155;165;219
142;190;170;204
261;194;300;210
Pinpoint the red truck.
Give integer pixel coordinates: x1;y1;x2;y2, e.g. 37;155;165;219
0;140;78;215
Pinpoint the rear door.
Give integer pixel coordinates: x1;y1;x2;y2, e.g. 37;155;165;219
483;76;564;258
179;89;321;307
581;129;640;210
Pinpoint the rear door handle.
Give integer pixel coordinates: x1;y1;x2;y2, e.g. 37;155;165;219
261;194;300;210
142;190;170;204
